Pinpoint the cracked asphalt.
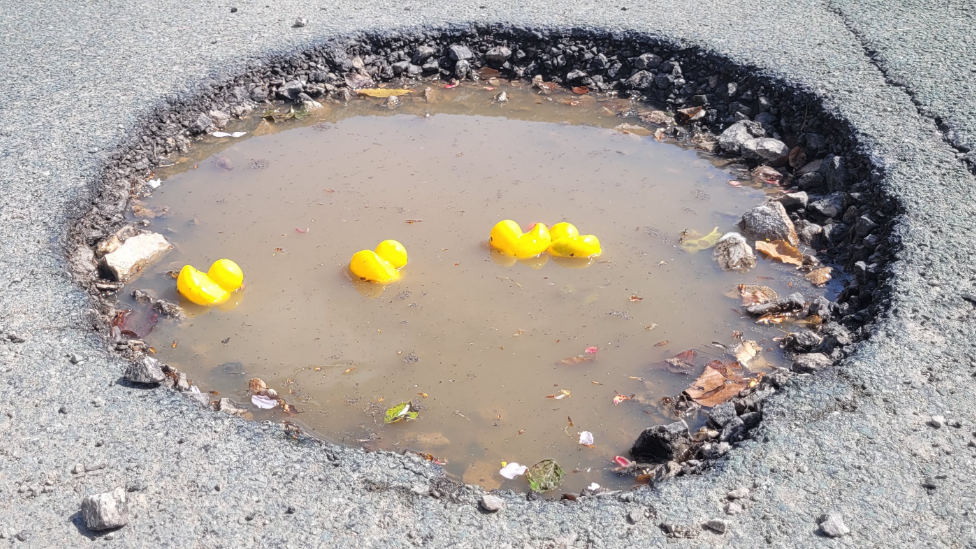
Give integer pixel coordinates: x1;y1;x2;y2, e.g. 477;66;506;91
1;0;975;547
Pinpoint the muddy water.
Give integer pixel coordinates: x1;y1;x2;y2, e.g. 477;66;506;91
125;84;830;492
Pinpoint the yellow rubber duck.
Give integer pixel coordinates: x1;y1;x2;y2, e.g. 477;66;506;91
350;240;408;283
177;259;244;306
489;220;551;258
548;222;602;258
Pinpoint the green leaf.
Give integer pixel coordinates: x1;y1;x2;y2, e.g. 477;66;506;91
679;227;722;253
526;459;565;492
384;402;418;424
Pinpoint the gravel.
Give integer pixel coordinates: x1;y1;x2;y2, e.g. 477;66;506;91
1;0;974;547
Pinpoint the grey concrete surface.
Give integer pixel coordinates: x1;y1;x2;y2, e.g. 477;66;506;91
1;0;975;547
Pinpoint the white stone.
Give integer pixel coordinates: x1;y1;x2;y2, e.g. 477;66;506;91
480;494;504;512
712;233;756;273
81;487;129;531
99;233;171;282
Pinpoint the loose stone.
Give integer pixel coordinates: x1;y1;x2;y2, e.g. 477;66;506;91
484;46;512;66
627;509;644;524
99;233;172;282
726;487;750;500
216;398;247;416
791;353;833;373
81;487;129;531
480;494;504;512
741;137;789;166
703;519;727;534
630;422;691;463
738;200;798;245
718;120;764;154
124;356;165;385
818;512;850;538
929;415;946;428
712;233;756;273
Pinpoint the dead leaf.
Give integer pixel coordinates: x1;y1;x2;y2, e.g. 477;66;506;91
755;240;803;266
644;324;658;331
572;86;589;95
345;71;374;89
756;312;792;324
675;106;704;123
730;284;779;306
805;267;832;286
752;166;783;186
629;295;643;302
357;88;413;98
732;340;762;367
248;378;268;393
343;367;356;374
684;360;753;407
663;349;697;374
418;392;428;398
614;123;652;136
405;219;422;224
638;110;671;125
654;340;670;347
788;146;807;169
612;394;634;405
679;227;722;252
114;305;158;338
546;389;572;400
559;356;595;365
478;67;500;79
591;381;603;385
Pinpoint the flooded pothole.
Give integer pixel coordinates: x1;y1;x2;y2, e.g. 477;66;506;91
109;83;837;492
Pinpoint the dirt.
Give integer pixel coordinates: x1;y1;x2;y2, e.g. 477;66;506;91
115;84;834;492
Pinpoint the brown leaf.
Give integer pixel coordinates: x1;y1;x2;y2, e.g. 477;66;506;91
116;305;158;338
730;284;779;306
248;378;267;393
614;123;652;137
684;360;750;407
559;356;595;365
478;67;500;79
805;267;832;286
788;146;807;169
755;240;803;266
675;106;704;123
654;340;670;347
732;340;762;367
751;166;783;186
405;219;422;224
756;312;793;324
638;110;671;126
629;295;643;302
663;349;697;374
571;86;589;95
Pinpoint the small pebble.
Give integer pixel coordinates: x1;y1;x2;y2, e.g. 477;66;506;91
726;487;750;500
703;519;727;534
230;6;238;12
72;464;84;474
292;17;307;27
627;509;644;524
929;415;946;428
818;512;850;538
480;494;504;512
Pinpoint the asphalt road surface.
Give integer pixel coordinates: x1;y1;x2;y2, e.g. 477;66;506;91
1;0;974;546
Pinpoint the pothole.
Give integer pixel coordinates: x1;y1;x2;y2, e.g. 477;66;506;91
72;27;897;497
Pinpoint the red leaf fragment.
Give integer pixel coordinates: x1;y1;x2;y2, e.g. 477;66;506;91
571;86;589;95
116;305;158;338
295;227;308;233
